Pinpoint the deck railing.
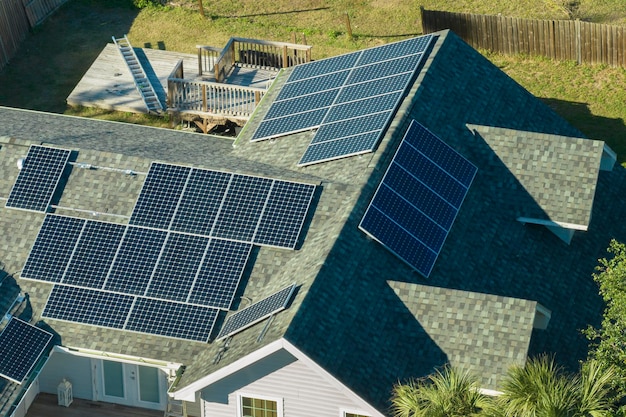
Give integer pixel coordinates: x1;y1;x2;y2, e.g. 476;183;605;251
201;37;312;81
197;45;221;78
167;78;266;118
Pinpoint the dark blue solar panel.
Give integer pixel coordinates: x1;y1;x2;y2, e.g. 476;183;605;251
384;163;456;229
371;185;447;251
251;108;327;141
360;206;437;277
0;318;53;384
336;74;409;104
393;139;468;208
126;298;218;342
359;120;477;277
403;124;477;187
21;215;85;283
211;175;272;242
6;145;71;212
129;163;191;229
188;239;252;309
277;71;349;100
346;53;423;85
146;233;210;302
289;52;360;82
323;92;400;123
356;35;433;66
62;221;125;289
265;89;337;120
105;227;167;295
171;169;232;235
43;285;134;329
217;284;295;340
255;181;316;249
311;111;391;145
300;131;382;166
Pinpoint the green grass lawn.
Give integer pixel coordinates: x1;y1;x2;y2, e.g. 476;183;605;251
1;0;625;161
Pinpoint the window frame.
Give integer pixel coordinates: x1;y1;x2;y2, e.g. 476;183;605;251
236;392;284;417
341;408;371;417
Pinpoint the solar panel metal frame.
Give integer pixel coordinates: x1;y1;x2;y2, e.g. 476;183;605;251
0;317;53;384
216;283;296;340
5;145;71;213
358;120;477;277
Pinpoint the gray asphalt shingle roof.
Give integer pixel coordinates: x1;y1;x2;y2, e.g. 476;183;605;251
0;30;623;414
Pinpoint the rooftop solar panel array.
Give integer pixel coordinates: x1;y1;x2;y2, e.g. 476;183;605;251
217;284;296;340
0;317;53;384
5;145;71;212
359;120;477;277
129;163;316;249
251;35;435;166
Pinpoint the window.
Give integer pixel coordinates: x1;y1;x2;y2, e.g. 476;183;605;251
345;412;370;417
239;395;282;417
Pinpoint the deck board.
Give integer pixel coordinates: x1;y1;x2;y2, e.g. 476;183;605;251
67;43;278;116
25;393;163;417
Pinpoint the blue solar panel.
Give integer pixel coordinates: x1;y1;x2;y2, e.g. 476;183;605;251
336;74;409;104
277;71;349;101
188;239;252;309
0;317;53;384
323;92;401;123
266;89;337;120
217;284;296;340
251;108;327;141
126;298;218;342
252;35;435;165
359;120;477;277
357;36;432;66
146;233;210;302
62;221;125;289
6;145;71;212
43;285;134;329
129;163;191;229
300;131;383;166
211;175;273;242
288;52;360;82
104;226;167;295
21;215;85;283
255;181;316;249
170;169;232;235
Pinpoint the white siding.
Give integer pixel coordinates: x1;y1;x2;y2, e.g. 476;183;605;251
201;349;374;417
38;350;94;400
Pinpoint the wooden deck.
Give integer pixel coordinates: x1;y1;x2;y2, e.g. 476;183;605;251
25;393;162;417
67;43;277;115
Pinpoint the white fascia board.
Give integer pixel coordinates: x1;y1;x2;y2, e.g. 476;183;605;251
53;346;181;370
172;338;385;417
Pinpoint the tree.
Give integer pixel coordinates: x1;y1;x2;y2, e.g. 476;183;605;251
585;239;626;396
497;355;618;417
390;366;492;417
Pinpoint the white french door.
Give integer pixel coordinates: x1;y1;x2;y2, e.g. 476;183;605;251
95;359;167;410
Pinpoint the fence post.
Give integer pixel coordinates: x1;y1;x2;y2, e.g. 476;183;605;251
282;45;288;68
197;47;202;75
575;18;581;65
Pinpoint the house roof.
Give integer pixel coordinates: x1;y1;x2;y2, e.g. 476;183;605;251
0;29;625;415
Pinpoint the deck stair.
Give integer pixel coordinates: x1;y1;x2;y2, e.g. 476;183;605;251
112;35;163;114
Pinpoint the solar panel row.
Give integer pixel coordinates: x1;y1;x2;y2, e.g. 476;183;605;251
43;285;218;342
22;215;252;311
5;145;71;212
217;284;296;340
251;35;435;166
130;163;316;250
359;120;477;277
0;317;53;384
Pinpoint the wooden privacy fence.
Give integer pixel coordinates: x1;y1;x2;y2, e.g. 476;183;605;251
0;0;69;70
421;7;626;67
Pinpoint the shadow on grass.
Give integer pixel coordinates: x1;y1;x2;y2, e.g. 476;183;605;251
543;97;626;163
212;7;329;19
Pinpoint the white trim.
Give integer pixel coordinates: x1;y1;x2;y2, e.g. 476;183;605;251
516;217;587;231
237;392;284;417
341;407;372;417
53;345;181;371
172;338;384;417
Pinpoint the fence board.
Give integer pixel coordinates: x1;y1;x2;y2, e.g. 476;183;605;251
420;7;626;68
